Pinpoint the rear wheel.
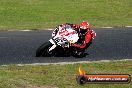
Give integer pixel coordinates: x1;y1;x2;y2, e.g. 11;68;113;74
36;42;54;57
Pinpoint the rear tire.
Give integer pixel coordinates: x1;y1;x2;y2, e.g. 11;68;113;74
36;42;53;57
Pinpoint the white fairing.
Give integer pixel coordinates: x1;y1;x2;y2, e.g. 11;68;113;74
53;26;79;43
48;25;79;52
65;33;79;43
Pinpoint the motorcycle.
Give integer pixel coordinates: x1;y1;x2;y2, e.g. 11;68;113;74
36;24;96;58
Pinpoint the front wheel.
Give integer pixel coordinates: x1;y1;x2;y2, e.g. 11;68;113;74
36;42;55;57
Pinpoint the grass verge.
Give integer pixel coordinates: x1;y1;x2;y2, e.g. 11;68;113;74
0;0;132;30
0;60;131;88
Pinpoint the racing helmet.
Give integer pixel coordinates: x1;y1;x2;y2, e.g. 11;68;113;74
79;21;90;35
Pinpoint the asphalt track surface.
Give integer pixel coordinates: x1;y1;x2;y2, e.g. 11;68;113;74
0;28;132;65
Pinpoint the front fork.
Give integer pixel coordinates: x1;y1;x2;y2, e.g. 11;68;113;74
49;39;57;52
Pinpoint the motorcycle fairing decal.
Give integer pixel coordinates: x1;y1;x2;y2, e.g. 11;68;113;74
53;26;79;44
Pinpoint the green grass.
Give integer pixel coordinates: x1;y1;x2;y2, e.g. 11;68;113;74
0;0;132;30
0;60;131;88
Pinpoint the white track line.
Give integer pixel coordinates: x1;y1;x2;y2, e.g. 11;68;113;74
1;59;131;66
5;26;132;32
126;26;132;28
28;59;132;65
47;29;54;30
101;27;113;28
19;30;31;31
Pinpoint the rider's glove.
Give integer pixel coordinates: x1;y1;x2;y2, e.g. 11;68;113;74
91;30;96;39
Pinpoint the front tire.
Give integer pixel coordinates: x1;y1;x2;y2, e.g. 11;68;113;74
36;42;54;57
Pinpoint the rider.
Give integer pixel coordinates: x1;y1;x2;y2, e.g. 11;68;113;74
71;21;96;49
67;21;96;56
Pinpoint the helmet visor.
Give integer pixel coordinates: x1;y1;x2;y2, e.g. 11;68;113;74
80;26;87;29
80;28;88;34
